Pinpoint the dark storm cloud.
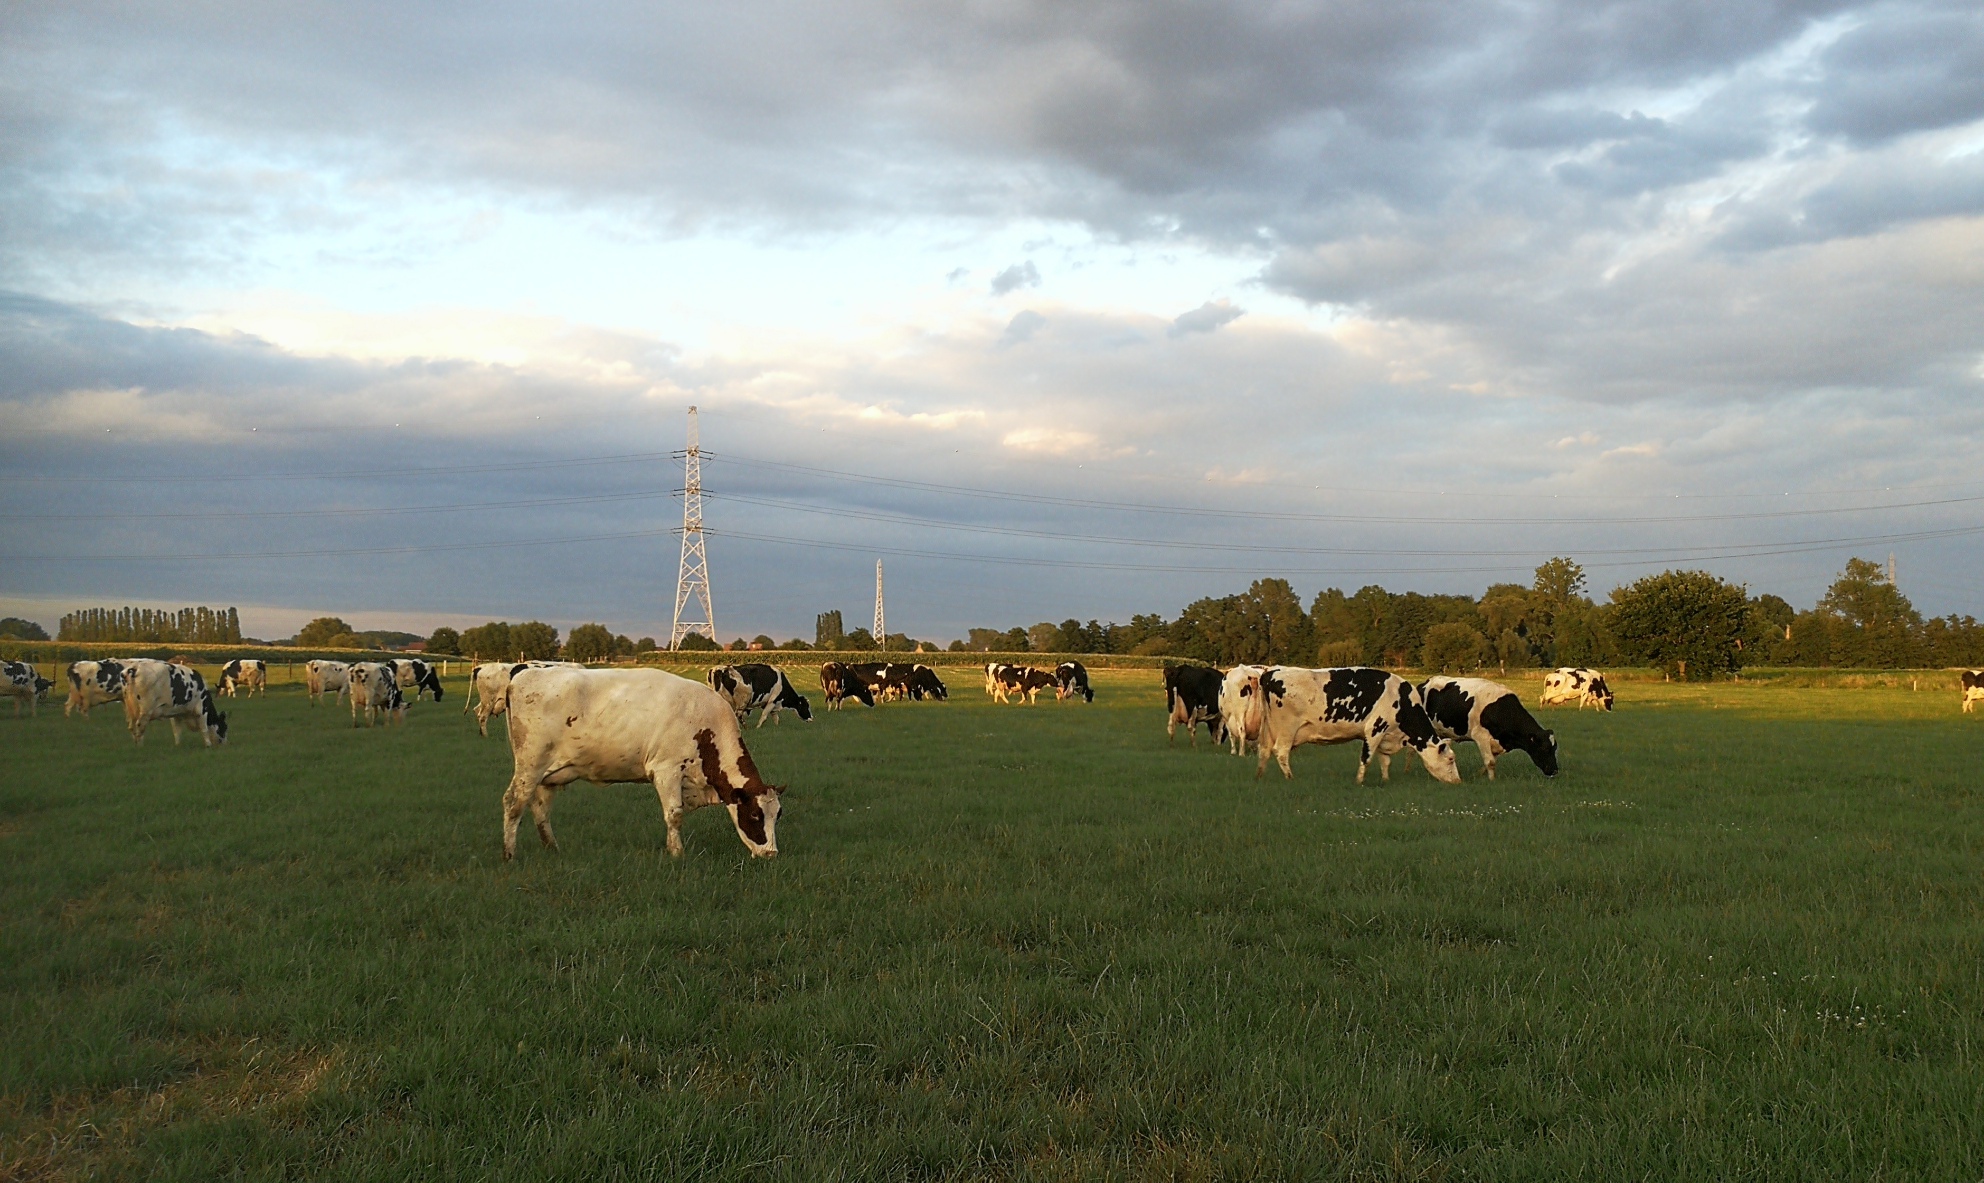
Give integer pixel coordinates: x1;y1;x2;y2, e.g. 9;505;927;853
1805;6;1984;143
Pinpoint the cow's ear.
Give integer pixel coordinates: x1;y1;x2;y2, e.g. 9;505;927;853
771;782;787;796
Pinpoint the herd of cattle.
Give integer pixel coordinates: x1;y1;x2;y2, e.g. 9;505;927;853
8;651;1984;861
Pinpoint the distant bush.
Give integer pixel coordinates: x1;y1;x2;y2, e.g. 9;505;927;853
0;617;49;641
676;632;720;652
1316;639;1365;666
564;623;615;662
425;627;461;656
1423;623;1490;673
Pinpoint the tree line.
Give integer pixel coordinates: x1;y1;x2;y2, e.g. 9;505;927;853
58;606;242;644
941;556;1984;680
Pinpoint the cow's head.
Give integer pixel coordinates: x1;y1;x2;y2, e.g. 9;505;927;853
1532;730;1560;777
1591;679;1615;711
1418;737;1461;783
200;691;229;746
695;728;785;858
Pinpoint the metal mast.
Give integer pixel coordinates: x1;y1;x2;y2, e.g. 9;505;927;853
669;407;715;649
873;560;885;652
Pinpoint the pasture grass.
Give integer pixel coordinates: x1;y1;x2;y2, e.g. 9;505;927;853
2;669;1982;1180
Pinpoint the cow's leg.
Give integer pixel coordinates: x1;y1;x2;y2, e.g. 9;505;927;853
1480;741;1500;780
1356;741;1370;784
168;718;183;746
500;772;546;860
529;787;557;850
651;767;688;858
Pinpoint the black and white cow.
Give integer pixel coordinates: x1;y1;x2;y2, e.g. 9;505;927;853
908;665;948;701
347;662;406;728
1218;665;1267;756
120;658;227;746
1419;676;1558;779
387;657;445;701
1541;667;1614;711
501;666;784;860
995;665;1057;704
985;662;1007;698
66;660;130;717
1254;667;1460;784
2;660;55;717
1055;661;1094;703
1164;663;1227;747
304;660;350;706
218;658;267;698
819;662;875;709
707;664;813;727
1962;670;1984;714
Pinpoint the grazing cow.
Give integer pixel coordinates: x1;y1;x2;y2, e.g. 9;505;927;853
347;662;406;728
465;660;574;735
908;665;949;701
218;658;267;698
984;662;1004;698
1164;664;1227;747
1541;667;1615;711
1055;661;1094;703
1219;665;1266;756
501;666;784;860
1419;676;1558;779
819;662;875;709
2;660;55;717
66;660;130;717
1254;667;1460;785
387;657;445;701
1952;670;1984;714
707;664;814;727
994;665;1057;704
119;658;227;746
304;660;350;706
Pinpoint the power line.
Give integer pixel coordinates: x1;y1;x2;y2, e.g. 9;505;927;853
0;450;678;483
706;455;1984;527
0;489;676;521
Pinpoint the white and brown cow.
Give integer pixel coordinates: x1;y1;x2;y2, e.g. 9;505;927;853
304;660;350;706
66;660;131;717
501;666;785;860
707;664;813;727
2;660;55;717
1218;665;1266;756
1419;676;1558;780
1255;667;1460;785
465;660;574;735
218;658;267;698
1164;663;1227;747
347;662;406;728
1963;670;1984;714
120;658;228;746
1541;667;1615;711
387;658;444;701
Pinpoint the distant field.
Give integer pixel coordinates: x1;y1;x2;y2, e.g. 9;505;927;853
3;669;1981;1180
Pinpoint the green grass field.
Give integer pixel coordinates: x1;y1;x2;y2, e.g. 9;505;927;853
3;669;1982;1180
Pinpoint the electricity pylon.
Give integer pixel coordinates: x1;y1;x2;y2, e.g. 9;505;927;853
669;407;715;649
873;561;885;652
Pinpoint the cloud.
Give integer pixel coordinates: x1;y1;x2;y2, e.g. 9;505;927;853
1169;299;1244;337
998;309;1046;347
989;261;1040;295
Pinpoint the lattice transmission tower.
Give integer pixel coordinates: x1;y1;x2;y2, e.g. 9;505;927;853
873;561;885;652
669;406;715;649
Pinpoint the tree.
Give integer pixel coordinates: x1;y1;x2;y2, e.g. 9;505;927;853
425;626;462;655
778;637;812;650
1817;557;1922;667
676;631;719;651
1608;570;1750;680
842;627;877;651
297;617;357;648
1316;639;1364;665
461;621;512;659
512;621;560;661
1533;557;1587;602
751;634;776;651
564;623;615;662
1423;623;1490;673
816;611;845;649
0;617;49;641
1028;622;1063;653
636;637;657;653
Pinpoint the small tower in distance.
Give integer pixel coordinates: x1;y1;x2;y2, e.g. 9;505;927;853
874;560;886;653
669;407;715;650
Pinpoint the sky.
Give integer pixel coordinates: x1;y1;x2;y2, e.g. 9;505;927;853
3;0;1983;644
